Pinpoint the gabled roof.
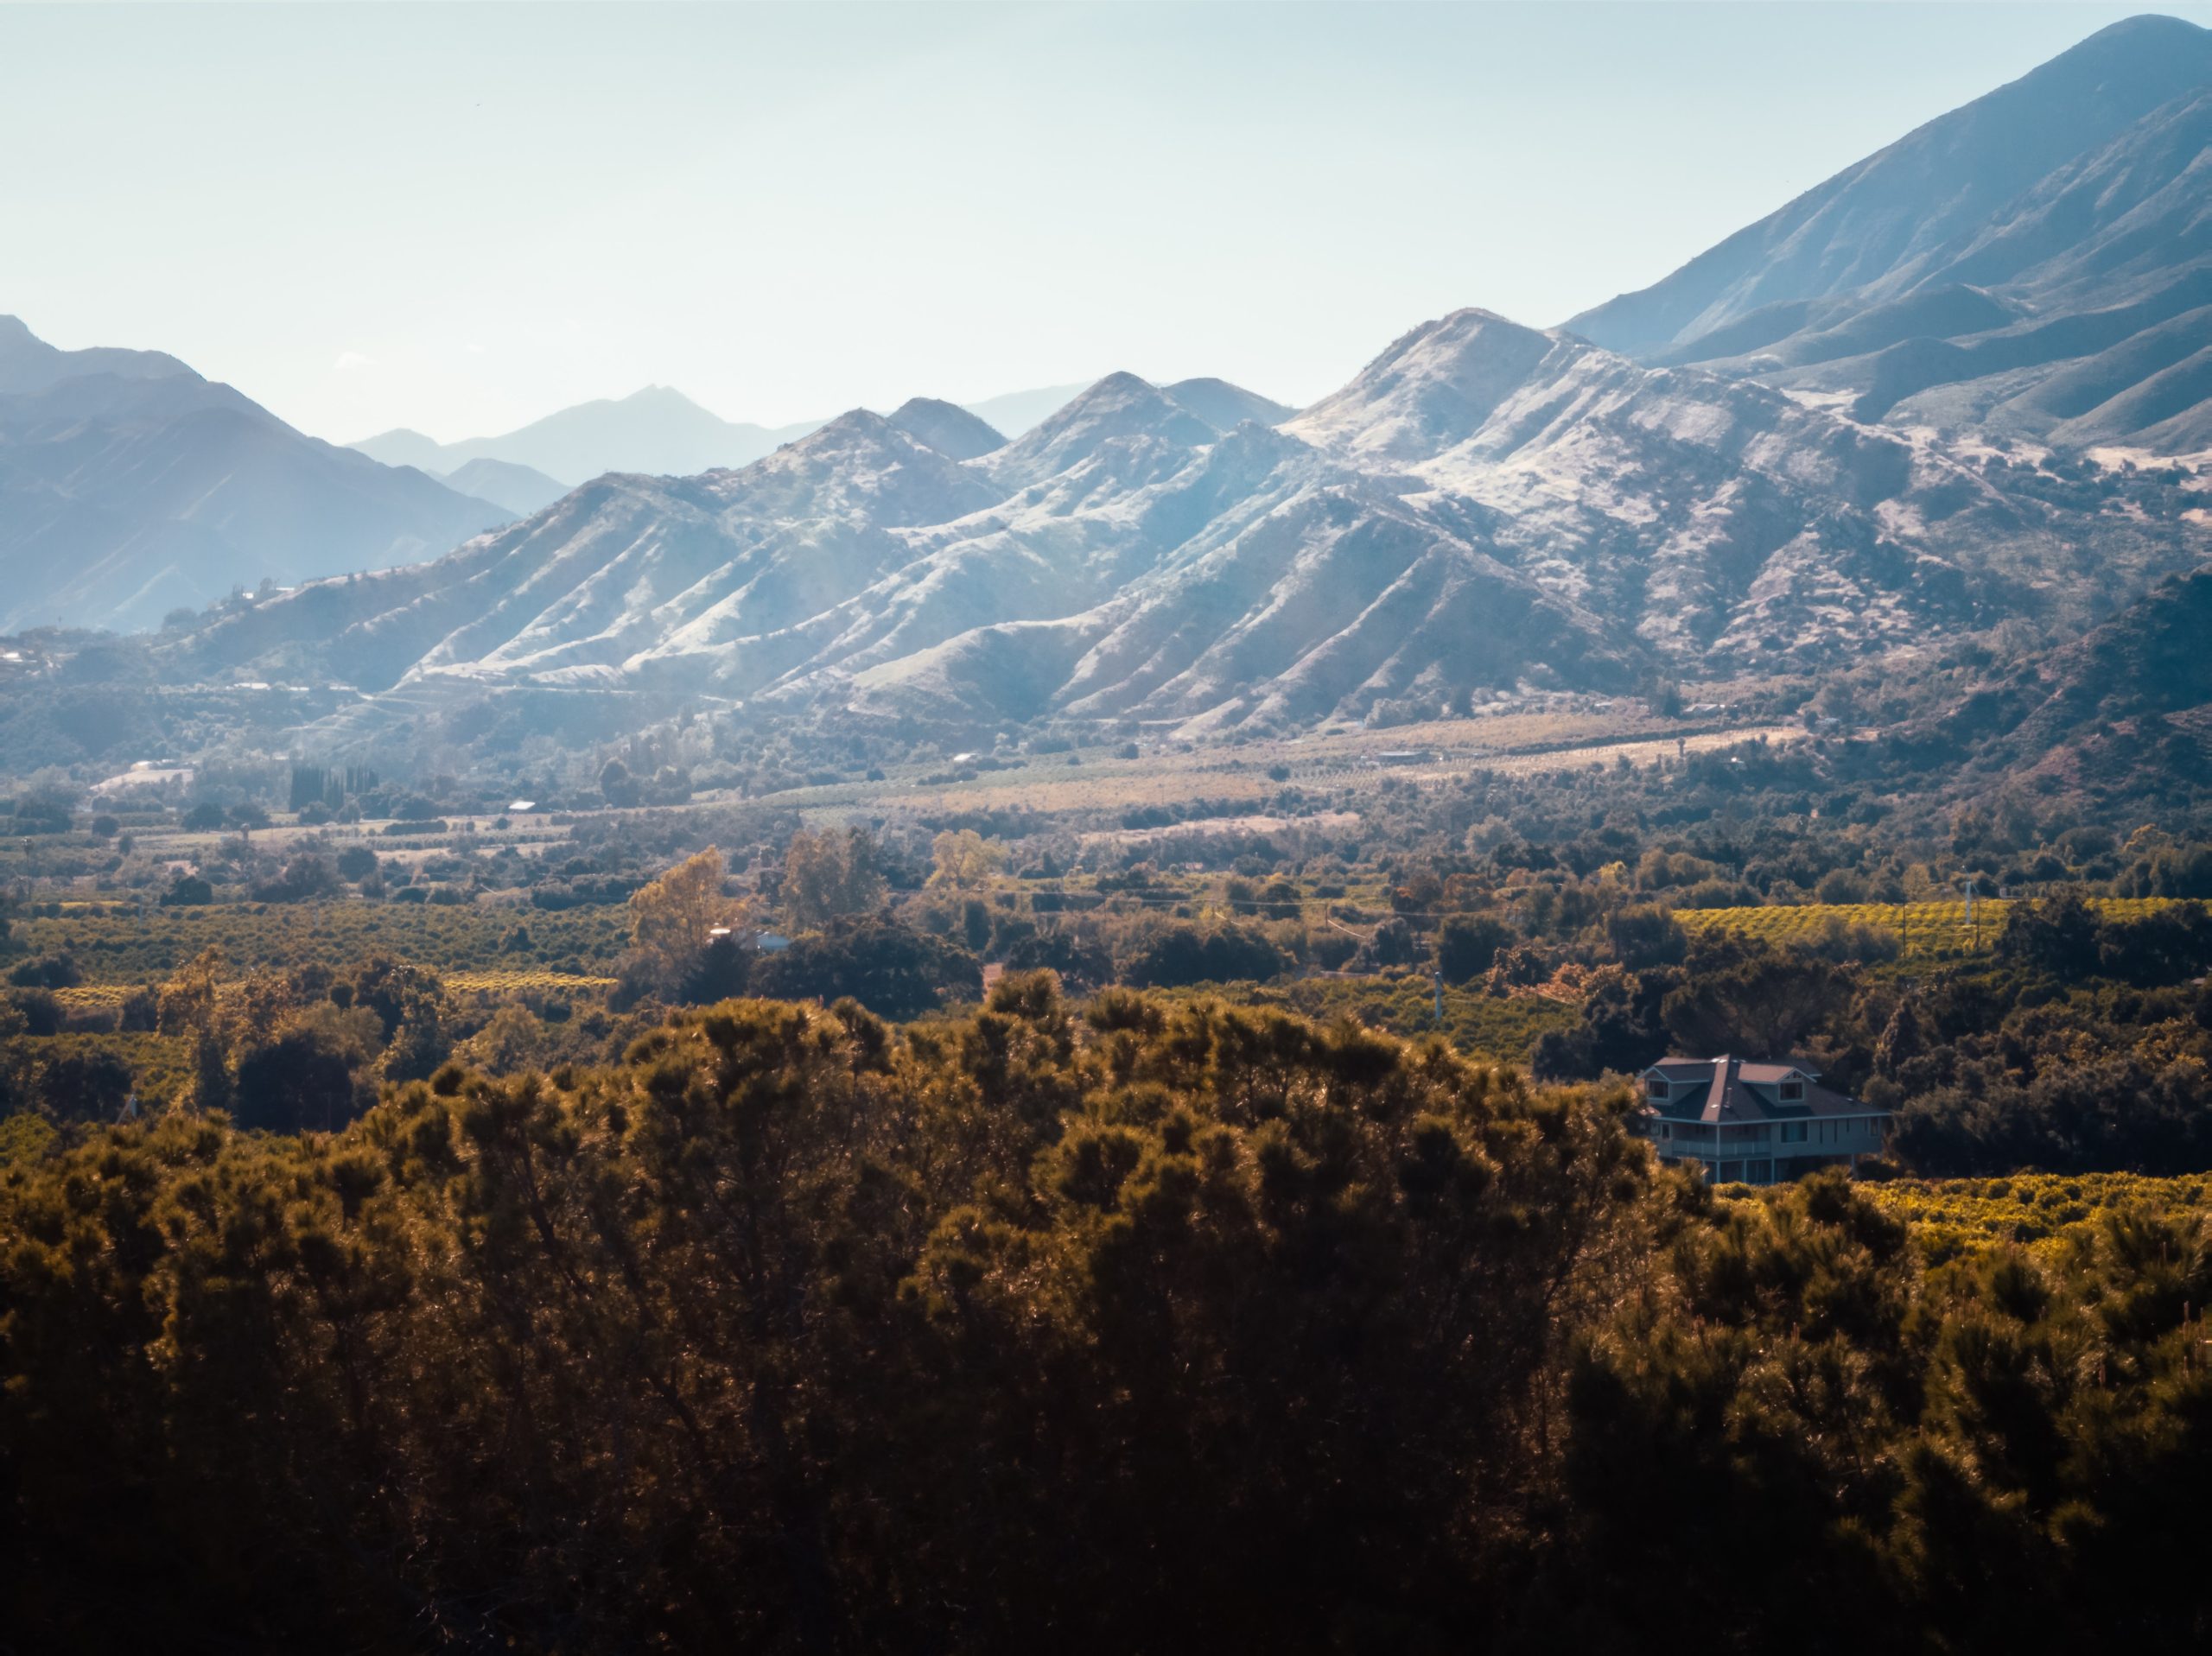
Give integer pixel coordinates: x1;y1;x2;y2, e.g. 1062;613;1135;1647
1639;1056;1879;1124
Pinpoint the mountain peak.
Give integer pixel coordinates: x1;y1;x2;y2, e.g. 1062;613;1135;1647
1285;306;1567;462
1160;377;1295;434
620;384;713;411
887;397;1005;460
0;314;197;395
980;371;1221;488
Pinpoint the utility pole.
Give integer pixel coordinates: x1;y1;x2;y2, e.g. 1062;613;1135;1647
1433;967;1445;1030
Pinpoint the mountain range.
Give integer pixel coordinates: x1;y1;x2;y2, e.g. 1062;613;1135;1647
171;306;2202;750
0;317;512;635
10;15;2212;769
349;380;1107;493
1570;14;2212;454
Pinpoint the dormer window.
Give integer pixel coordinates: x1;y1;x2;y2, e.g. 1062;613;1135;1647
1779;1079;1804;1102
1647;1075;1670;1101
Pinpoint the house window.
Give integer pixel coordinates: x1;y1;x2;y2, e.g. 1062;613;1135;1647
1657;1122;1672;1140
1780;1121;1808;1144
1779;1079;1805;1102
1646;1076;1669;1100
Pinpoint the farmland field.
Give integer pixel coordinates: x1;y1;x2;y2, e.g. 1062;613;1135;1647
11;902;630;982
1866;1172;2212;1266
1675;896;2184;957
766;712;1797;822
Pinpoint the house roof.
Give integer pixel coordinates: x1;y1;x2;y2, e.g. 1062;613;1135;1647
1639;1056;1880;1124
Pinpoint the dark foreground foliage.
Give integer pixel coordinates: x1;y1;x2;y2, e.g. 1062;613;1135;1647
3;980;2209;1653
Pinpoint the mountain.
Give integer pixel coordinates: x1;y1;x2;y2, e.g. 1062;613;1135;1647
352;382;1111;489
0;317;512;634
1568;15;2212;452
1161;378;1295;433
347;427;453;475
887;397;1005;460
439;456;569;517
354;387;822;487
0;314;194;393
1905;563;2212;810
168;309;2204;748
957;383;1091;440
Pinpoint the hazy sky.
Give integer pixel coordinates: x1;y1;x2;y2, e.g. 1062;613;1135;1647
6;2;2208;442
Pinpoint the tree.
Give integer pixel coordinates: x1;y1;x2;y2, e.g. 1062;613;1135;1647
750;917;980;1019
344;956;450;1082
1996;891;2102;980
599;758;640;808
678;937;754;1005
631;847;734;966
1605;904;1688;970
929;828;1006;891
159;873;213;907
254;853;338;904
1661;936;1855;1060
35;1049;134;1123
782;828;885;928
1121;921;1286;988
232;1021;368;1134
1437;913;1514;983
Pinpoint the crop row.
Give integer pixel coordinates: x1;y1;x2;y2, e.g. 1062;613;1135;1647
1675;896;2181;955
1867;1171;2212;1266
446;970;618;993
12;903;631;981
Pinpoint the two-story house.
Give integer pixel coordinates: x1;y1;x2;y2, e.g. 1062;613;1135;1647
1633;1056;1890;1184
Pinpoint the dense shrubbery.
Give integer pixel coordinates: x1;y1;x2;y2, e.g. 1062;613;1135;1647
5;984;2212;1650
0;984;1639;1650
749;917;982;1019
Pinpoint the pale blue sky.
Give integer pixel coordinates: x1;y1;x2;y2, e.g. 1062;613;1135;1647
4;2;2205;441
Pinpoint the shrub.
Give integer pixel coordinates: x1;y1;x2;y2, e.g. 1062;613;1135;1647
159;874;213;907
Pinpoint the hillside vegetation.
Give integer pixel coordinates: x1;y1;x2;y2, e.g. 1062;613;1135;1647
5;982;2212;1651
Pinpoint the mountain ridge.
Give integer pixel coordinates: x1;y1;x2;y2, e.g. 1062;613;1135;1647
1567;14;2212;453
0;318;512;633
168;311;2207;748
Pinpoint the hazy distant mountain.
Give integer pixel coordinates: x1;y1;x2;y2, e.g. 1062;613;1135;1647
171;311;2202;746
0;314;194;393
347;427;452;475
438;456;569;517
1161;378;1295;433
0;317;510;633
887;397;1005;460
354;387;821;487
353;382;1107;486
957;384;1091;440
1568;15;2212;452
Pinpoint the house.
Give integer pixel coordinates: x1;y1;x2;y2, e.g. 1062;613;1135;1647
1632;1056;1890;1184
